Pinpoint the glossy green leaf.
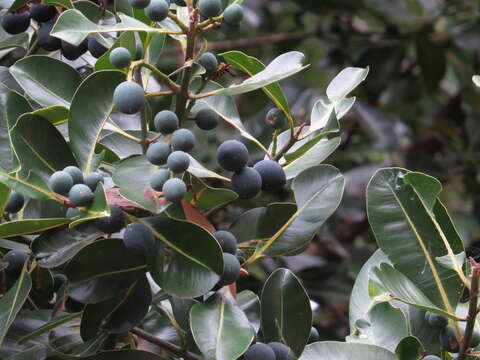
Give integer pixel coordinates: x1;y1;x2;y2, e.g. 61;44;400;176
395;336;424;360
367;302;408;352
65;238;147;304
145;33;166;66
10;56;81;107
32;106;69;126
186;175;237;210
74;0;116;24
0;266;32;348
69;70;125;174
0;32;28;51
44;0;73;8
299;342;398;360
11;114;77;178
145;217;223;298
192;81;268;153
0;169;56;200
367;168;464;311
261;268;312;356
0;218;70;238
190;291;254;360
18;312;81;344
254;165;345;258
220;50;290;117
51;9;177;46
215;52;307;96
237;290;261;333
326;67;369;103
32;224;103;268
0;87;31;172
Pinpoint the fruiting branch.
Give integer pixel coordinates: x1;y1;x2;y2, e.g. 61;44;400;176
135;61;181;94
131;327;203;360
458;258;480;360
167;11;189;33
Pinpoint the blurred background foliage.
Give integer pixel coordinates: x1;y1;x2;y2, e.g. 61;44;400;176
3;0;480;343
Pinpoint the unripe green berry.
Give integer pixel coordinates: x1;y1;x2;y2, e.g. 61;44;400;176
167;151;190;173
162;178;187;202
154;110;179;134
49;171;74;195
223;4;243;25
109;47;132;68
68;184;94;207
149;169;170;191
146;142;171;166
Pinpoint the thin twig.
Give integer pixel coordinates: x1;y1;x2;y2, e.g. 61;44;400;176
458;258;480;360
131;327;202;360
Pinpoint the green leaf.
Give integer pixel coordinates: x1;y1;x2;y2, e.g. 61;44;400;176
0;218;70;238
192;81;268;153
44;0;73;9
0;182;8;214
0;238;29;252
326;67;369;103
51;9;177;46
214;52;307;97
85;350;167;359
0;32;28;51
367;302;409;352
69;70;125;174
31;106;69;126
145;217;223;298
395;336;424;360
237;290;261;333
145;33;166;66
283;137;341;180
69;184;110;228
261;269;312;356
366;168;464;311
349;249;391;332
436;252;466;271
11;114;77;178
65;238;147;304
220;50;290;118
32;224;103;268
18;312;82;344
186;175;237;210
190;290;254;360
0;87;31;172
299;342;398;360
0;169;56;200
252;165;345;258
0;266;32;348
10;56;82;107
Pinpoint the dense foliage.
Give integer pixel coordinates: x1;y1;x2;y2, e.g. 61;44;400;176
1;1;480;360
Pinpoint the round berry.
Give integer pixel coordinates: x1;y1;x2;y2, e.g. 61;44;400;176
231;168;262;199
145;0;169;21
266;108;286;130
216;140;249;172
109;47;132;68
167;151;190;173
128;0;150;9
198;0;222;18
5;192;25;213
84;172;103;191
63;166;84;185
3;250;29;278
195;108;219;131
146;142;171;166
29;3;56;23
441;325;459;353
123;223;156;255
49;171;74;195
61;39;88;60
425;312;448;329
162;178;187;202
198;52;218;77
149;169;170;191
68;184;94;207
88;36;108;58
218;253;241;286
96;205;125;234
213;230;237;255
38;22;61;51
154;110;179;134
113;81;145;114
1;12;31;35
268;342;294;360
223;4;243;25
253;160;286;191
171;128;195;152
244;343;275;360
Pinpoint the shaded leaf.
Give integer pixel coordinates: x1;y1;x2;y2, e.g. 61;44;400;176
299;342;398;360
0;218;69;238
